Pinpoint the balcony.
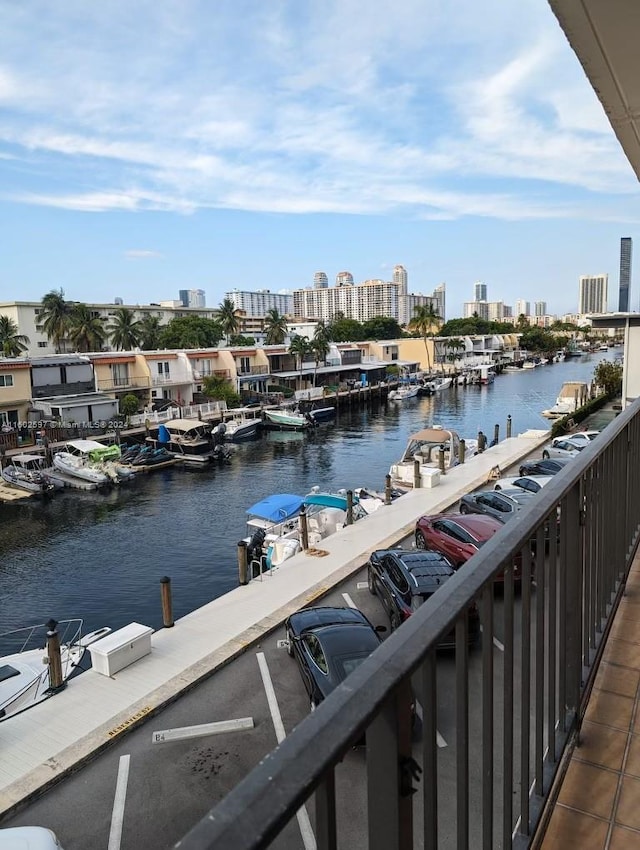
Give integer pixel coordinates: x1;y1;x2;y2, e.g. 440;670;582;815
32;381;95;399
176;398;640;850
97;376;151;391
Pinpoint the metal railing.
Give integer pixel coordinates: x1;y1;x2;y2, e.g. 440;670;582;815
127;400;228;427
176;398;640;850
96;376;151;391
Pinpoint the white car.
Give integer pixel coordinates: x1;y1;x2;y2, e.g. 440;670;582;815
558;430;600;448
542;439;584;460
0;827;64;849
493;475;553;494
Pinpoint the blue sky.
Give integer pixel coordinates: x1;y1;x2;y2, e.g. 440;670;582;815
1;0;638;318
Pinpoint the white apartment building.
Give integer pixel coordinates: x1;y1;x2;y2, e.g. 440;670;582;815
474;282;487;302
178;288;206;308
225;289;293;317
515;299;530;317
579;274;609;314
534;301;547;316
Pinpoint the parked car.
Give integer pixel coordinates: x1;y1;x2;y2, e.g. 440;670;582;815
493;476;553;494
415;513;521;581
542;439;584;460
518;458;571;477
0;827;64;849
367;548;480;645
554;430;600;448
285;606;386;711
459;489;537;523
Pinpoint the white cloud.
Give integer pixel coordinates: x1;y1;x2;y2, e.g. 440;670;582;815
0;0;637;222
125;249;163;259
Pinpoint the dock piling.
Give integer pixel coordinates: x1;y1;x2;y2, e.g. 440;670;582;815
300;507;309;551
237;541;249;586
385;474;392;505
459;439;466;465
493;423;500;445
160;576;174;627
45;619;65;693
438;445;446;475
477;431;487;453
346;490;354;525
506;415;512;438
413;458;421;489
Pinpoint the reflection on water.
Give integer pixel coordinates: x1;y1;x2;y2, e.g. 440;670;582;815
0;354;612;635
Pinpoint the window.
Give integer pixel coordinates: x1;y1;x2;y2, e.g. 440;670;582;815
0;375;14;387
157;362;170;377
304;635;328;674
385;558;409;594
238;357;250;374
37;341;47;348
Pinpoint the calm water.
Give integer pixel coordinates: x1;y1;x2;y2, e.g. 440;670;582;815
0;353;615;636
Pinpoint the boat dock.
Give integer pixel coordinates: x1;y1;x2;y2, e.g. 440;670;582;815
0;430;550;817
0;481;35;502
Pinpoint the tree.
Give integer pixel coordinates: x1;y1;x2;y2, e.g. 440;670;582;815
362;316;403;340
119;393;140;425
37;288;72;352
159;316;223;349
593;361;623;396
0;315;30;357
202;374;241;408
311;323;331;386
216;298;240;344
288;335;311;383
139;315;163;350
109;307;142;350
516;313;529;331
263;308;288;345
229;334;256;346
327;317;364;342
408;304;441;372
68;304;107;352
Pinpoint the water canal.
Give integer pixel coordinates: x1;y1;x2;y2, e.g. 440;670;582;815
0;352;616;637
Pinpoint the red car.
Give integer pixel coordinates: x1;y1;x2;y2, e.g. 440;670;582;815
415;513;522;581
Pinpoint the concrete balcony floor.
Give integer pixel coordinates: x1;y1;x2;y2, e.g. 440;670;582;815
539;549;640;849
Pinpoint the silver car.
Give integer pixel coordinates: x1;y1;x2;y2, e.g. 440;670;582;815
542;439;584;460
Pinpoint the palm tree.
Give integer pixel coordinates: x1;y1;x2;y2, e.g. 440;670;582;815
216;298;240;344
68;304;107;352
263;308;288;345
408;304;441;373
37;288;72;352
310;322;331;387
0;315;30;357
109;307;143;350
139;315;163;350
288;335;310;387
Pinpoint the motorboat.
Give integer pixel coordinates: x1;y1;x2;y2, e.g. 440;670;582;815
263;409;313;431
53;451;110;485
389;426;475;489
10;453;63;489
388;385;420;401
542;381;590;419
244;493;306;570
220;417;262;442
427;376;454;392
53;439;133;483
147;419;226;463
0;619;111;722
302;406;336;424
0;463;55;495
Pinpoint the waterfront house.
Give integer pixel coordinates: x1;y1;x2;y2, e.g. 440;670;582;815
0;358;31;445
88;352;152;409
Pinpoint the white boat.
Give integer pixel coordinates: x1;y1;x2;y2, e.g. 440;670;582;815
263;409;313;431
388;385;420;401
430;376;454;391
541;381;590;419
0;463;55;494
147;419;230;463
0;619;110;723
389;426;477;490
53;451;110;485
221;417;262;442
10;453;64;489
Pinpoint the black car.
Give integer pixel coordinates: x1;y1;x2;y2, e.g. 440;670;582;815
285;607;385;711
518;458;571;477
367;548;480;646
459;489;537;523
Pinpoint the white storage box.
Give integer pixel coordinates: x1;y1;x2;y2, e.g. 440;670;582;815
89;622;153;676
420;468;441;488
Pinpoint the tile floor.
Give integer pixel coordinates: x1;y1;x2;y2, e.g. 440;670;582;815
540;554;640;849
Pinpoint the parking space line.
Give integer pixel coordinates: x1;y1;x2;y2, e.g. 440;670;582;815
256;653;317;850
108;754;130;850
341;592;357;608
414;701;447;748
151;718;254;744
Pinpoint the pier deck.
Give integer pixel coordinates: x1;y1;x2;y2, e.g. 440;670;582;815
0;432;549;816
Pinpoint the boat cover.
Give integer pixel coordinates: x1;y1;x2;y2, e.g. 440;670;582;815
304;492;360;510
246;493;304;522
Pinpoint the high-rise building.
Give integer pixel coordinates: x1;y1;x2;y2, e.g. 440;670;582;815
534;301;547;317
514;299;530;317
393;265;408;296
178;289;206;308
463;300;489;320
579;275;608;314
225;289;293;317
432;283;446;322
474;282;487;302
336;271;354;287
619;237;632;311
313;272;328;289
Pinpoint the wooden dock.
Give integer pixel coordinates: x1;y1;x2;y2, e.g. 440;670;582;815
0;481;35;502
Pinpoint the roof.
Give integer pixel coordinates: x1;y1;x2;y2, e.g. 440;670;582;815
63;439;106;452
407;427;459;443
164;419;209;431
30;355;91;367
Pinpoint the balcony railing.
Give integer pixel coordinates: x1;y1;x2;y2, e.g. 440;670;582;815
32;381;95;399
97;376;151;391
176;398;640;850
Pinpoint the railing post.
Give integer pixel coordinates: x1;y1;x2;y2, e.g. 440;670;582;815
506;415;512;438
300;507;309;550
160;576;174;627
413;458;421;489
385;474;392;505
46;619;65;693
346;490;354;525
237;541;249;586
458;438;466;464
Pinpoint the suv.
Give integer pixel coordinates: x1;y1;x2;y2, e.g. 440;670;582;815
367;548;480;645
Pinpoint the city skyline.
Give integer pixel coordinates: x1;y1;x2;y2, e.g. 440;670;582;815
1;2;639;319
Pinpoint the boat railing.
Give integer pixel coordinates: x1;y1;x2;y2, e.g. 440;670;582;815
0;618;83;655
176;398;640;850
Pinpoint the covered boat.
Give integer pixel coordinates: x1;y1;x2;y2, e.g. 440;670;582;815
0;463;55;494
147;419;228;463
389;426;468;489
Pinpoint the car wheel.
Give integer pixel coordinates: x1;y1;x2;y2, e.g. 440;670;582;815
415;529;426;549
286;627;294;657
542;450;550;460
460;503;469;514
367;567;376;595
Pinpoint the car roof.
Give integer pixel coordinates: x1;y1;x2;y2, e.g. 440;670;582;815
287;606;371;632
496;488;536;501
434;513;503;535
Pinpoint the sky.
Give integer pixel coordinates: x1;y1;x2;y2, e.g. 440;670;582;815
0;0;639;320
